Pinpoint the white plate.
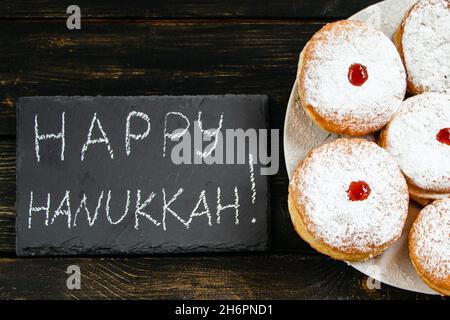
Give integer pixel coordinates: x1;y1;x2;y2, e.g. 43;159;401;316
283;0;437;294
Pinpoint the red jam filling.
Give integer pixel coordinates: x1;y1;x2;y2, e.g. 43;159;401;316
436;128;450;145
348;63;368;86
347;181;371;201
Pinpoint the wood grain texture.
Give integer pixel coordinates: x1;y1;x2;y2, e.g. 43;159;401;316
0;254;441;299
0;20;325;136
0;139;15;253
1;1;380;19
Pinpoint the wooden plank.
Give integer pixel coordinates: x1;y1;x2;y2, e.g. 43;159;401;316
0;1;380;19
0;139;14;208
0;20;324;136
0;206;14;253
0;254;438;299
0;139;15;253
0;137;307;254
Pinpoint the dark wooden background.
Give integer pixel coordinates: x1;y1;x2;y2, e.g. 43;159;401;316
0;0;445;300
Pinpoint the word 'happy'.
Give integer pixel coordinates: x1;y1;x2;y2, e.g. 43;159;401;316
34;110;279;175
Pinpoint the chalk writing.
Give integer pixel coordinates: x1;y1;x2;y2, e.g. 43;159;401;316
125;111;151;156
34;112;65;162
134;189;159;229
73;192;104;227
28;191;51;229
248;153;256;204
51;190;71;229
187;190;212;227
105;190;130;224
81;113;114;161
163;112;190;157
216;187;240;225
28;187;241;231
195;111;224;159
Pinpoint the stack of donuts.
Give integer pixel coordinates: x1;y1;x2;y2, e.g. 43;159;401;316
288;0;449;295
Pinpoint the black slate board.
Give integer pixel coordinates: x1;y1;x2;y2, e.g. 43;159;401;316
16;95;270;255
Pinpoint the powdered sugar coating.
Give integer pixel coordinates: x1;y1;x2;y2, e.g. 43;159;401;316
299;21;406;134
410;199;450;280
383;93;450;193
401;0;450;94
290;139;409;254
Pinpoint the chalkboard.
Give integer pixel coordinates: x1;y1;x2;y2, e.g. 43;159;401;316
16;96;270;255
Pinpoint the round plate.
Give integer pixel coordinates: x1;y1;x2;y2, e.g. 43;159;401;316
283;0;436;294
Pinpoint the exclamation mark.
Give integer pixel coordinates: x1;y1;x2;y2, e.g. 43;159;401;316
248;153;256;205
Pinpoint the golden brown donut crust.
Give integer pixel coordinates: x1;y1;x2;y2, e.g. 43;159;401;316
298;20;405;136
288;139;408;261
298;22;374;136
379;120;450;199
298;40;365;136
409;200;450;296
288;192;382;261
394;0;450;95
393;3;424;95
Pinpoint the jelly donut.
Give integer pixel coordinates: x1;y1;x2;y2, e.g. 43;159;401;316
409;199;450;295
288;139;409;261
380;93;450;205
394;0;450;95
298;20;406;136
